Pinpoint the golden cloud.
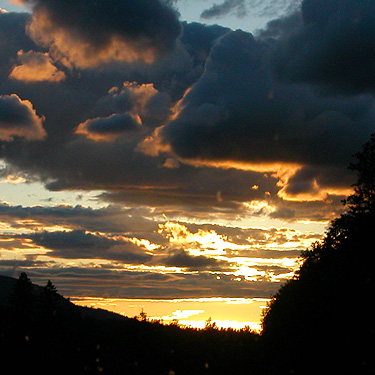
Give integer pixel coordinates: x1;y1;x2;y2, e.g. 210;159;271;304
9;50;66;83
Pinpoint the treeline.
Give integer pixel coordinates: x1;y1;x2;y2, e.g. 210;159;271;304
0;273;262;374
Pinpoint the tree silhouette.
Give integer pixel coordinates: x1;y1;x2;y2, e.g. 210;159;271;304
204;317;217;330
8;272;34;320
261;134;375;374
39;279;60;320
345;133;375;214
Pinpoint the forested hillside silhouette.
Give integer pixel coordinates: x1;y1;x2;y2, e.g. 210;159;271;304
0;273;262;374
2;135;375;374
262;134;375;374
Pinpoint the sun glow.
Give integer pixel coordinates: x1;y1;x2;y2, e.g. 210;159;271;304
70;296;269;331
159;221;235;254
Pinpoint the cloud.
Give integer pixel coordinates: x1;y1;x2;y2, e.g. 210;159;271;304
0;12;37;76
22;0;181;68
159;27;375;200
20;229;153;263
200;0;247;19
162;249;226;270
158;220;321;254
75;113;142;142
269;0;375;94
0;94;46;141
0;200;313;298
0;15;262;218
0;262;281;298
0;202;164;242
199;0;301;20
0;1;372;225
96;82;174;130
9;50;66;82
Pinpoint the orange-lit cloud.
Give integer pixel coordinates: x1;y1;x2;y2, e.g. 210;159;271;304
75;113;142;142
24;0;181;68
76;82;172;141
277;182;353;202
0;94;46;141
159;221;235;255
9;50;66;83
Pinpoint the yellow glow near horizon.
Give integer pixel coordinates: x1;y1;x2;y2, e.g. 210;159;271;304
71;296;269;331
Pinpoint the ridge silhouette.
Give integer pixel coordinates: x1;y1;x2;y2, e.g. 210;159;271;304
0;273;261;374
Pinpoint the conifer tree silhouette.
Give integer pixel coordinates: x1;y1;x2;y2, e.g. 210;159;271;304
39;280;60;320
9;272;34;320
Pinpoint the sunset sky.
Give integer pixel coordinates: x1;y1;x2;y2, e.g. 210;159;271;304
0;0;374;328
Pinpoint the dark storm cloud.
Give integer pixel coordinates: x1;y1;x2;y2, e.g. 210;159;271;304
1;1;356;302
5;133;272;215
200;0;247;19
0;93;46;141
0;12;36;76
21;0;181;67
0;13;253;216
161;28;375;165
270;0;375;93
160;22;375;199
255;10;302;39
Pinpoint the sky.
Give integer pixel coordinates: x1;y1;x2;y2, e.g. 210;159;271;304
0;0;374;328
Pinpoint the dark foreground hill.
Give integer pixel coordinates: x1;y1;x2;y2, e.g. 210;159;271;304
0;274;262;375
0;274;129;323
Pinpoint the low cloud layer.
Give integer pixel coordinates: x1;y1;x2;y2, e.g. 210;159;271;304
0;201;316;297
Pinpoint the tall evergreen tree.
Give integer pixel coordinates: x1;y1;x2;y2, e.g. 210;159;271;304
39;280;60;320
9;272;34;319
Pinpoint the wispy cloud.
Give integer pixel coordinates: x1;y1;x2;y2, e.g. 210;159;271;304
201;0;247;19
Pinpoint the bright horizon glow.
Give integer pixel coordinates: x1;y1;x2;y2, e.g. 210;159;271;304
71;296;269;331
